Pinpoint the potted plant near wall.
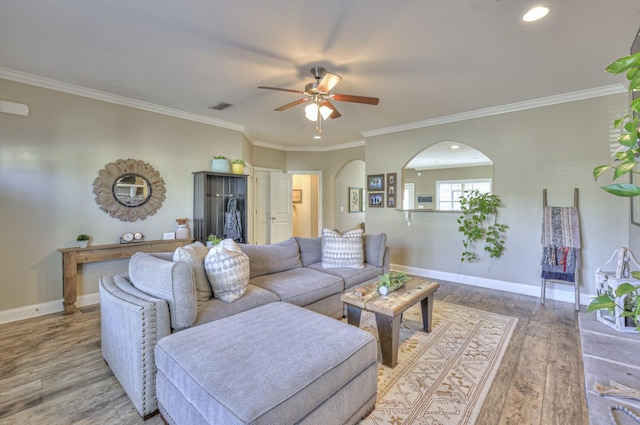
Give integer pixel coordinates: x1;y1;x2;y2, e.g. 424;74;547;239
206;234;222;248
231;159;246;174
211;155;231;173
76;234;90;248
589;52;640;320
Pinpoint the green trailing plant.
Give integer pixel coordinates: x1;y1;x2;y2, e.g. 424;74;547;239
212;155;227;160
377;271;410;293
587;274;640;331
593;52;640;197
231;159;246;165
76;234;90;241
456;190;508;262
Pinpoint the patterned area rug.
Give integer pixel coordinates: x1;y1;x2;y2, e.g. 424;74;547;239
356;300;517;425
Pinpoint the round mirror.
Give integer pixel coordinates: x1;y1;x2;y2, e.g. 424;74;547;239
112;173;151;207
93;159;166;222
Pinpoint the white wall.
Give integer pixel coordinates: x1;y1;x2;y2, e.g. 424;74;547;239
335;159;365;232
365;94;629;302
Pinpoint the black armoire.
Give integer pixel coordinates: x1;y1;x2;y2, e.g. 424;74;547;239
193;171;247;244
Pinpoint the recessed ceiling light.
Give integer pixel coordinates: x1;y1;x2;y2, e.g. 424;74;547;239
523;6;549;22
313;135;322;139
450;145;460;149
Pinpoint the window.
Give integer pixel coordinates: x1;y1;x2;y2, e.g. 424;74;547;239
436;179;492;211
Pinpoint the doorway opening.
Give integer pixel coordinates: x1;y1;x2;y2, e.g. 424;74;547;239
291;171;322;237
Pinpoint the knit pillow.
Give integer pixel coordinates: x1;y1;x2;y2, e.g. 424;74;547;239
173;241;212;305
204;239;250;303
321;228;365;269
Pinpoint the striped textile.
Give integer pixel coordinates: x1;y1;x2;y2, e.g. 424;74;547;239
541;206;581;283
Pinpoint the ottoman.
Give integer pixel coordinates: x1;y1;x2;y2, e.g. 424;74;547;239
155;302;378;425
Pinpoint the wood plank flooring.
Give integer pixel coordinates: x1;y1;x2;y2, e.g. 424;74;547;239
0;281;588;425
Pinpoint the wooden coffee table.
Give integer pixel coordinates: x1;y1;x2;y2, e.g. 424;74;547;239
341;277;440;368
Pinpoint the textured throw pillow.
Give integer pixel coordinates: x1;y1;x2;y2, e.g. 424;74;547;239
321;228;365;269
204;239;250;303
173;241;212;305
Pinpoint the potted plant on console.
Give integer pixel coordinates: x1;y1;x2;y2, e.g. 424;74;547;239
211;155;230;173
76;234;90;248
206;234;222;248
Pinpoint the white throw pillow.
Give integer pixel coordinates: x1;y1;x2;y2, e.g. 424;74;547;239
204;239;250;303
173;241;211;305
321;228;365;269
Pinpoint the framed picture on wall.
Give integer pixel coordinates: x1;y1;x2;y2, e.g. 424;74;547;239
292;189;302;203
386;173;397;207
348;187;363;213
368;192;384;208
367;174;384;191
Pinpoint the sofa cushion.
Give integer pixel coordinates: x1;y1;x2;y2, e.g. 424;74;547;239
240;238;302;278
250;268;343;307
363;233;387;267
128;252;196;330
194;284;280;326
204;239;250;303
173;241;211;306
295;237;322;267
307;263;384;290
321;228;365;269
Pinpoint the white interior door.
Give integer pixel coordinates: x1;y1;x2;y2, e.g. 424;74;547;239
269;172;293;243
254;170;270;244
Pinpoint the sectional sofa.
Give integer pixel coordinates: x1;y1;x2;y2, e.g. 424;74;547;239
99;232;389;419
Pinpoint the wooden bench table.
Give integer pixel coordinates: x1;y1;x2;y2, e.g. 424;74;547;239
341;277;440;368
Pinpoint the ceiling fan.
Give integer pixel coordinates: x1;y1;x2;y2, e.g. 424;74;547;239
258;66;379;134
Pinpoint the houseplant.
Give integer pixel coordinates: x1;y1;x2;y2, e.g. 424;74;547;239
231;159;246;174
377;271;410;295
456;190;507;262
206;233;222;248
589;52;640;322
76;234;90;248
211;155;231;173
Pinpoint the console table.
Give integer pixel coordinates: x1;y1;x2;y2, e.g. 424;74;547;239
57;239;194;314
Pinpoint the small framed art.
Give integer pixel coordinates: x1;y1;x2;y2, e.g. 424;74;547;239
368;192;384;208
386;173;397;207
367;174;385;191
348;187;363;213
292;189;302;203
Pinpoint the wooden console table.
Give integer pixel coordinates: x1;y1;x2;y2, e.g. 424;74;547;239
57;239;194;314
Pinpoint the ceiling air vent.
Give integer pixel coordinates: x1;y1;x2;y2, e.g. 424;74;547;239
209;102;233;111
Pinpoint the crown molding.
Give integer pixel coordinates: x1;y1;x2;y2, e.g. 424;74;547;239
0;67;247;132
253;139;365;152
363;84;627;138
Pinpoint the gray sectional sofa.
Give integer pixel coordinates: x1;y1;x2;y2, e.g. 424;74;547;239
99;233;389;419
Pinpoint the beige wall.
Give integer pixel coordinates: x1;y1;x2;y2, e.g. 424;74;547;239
365;94;629;300
0;78;253;313
335;159;366;231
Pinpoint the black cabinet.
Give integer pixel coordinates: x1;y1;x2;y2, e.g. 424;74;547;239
193;171;247;244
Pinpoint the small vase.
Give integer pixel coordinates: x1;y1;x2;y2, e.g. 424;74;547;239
211;158;230;173
176;224;189;239
231;163;245;174
78;241;88;248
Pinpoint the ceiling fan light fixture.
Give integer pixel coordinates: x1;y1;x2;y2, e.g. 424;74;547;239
304;103;333;121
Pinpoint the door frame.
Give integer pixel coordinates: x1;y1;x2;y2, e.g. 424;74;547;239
288;170;323;237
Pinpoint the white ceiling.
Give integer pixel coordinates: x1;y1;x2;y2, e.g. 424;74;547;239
1;1;639;150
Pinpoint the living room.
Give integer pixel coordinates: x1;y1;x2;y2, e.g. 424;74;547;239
1;1;640;424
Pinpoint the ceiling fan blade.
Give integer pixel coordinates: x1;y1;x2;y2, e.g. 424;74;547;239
332;93;379;105
320;100;341;119
274;98;309;111
317;72;342;93
258;86;305;95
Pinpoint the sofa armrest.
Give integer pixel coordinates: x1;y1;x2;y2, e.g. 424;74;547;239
99;274;171;418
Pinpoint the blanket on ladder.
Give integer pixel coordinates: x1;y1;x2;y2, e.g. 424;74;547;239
541;206;580;282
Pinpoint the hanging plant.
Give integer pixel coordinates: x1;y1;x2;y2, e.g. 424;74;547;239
456;190;508;262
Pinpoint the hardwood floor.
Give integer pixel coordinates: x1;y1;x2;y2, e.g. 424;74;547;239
0;281;588;425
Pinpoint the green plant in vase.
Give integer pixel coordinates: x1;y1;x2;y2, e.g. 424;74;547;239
231;159;246;174
206;234;222;247
377;271;410;295
587;276;640;331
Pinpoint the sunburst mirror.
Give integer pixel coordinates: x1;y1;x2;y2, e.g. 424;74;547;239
93;158;166;222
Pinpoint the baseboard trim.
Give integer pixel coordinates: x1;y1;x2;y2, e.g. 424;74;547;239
0;292;100;324
392;263;589;306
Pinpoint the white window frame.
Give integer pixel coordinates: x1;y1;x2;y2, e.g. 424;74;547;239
436;178;492;211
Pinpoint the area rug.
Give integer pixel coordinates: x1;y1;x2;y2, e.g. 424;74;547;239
355;300;517;425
